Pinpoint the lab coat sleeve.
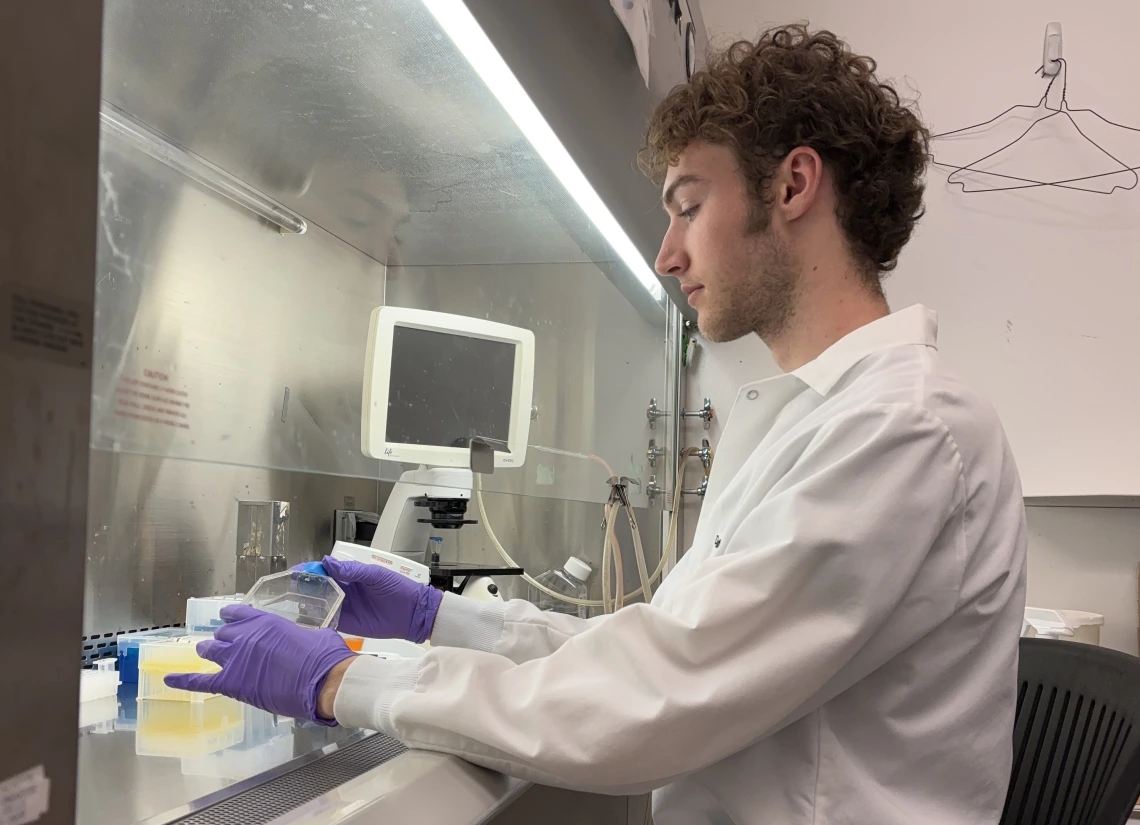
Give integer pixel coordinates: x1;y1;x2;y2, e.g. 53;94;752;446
335;403;967;794
430;591;606;664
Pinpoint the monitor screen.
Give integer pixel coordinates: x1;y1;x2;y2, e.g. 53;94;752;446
385;325;516;452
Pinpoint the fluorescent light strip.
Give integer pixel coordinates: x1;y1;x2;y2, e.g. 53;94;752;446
421;0;664;301
99;103;308;236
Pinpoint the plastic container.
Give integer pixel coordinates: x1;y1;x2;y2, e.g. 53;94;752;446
138;637;220;702
331;540;431;584
180;732;294;780
530;557;592;619
243;569;344;630
79;658;121;703
78;695;119;732
180;705;293;778
116;688;138;732
117;627;187;683
233;705;292;750
1023;607;1104;645
186;595;244;635
135;696;245;758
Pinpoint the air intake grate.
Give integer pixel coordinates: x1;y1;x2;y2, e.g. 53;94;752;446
173;734;406;825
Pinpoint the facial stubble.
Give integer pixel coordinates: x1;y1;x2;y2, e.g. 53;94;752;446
697;213;800;344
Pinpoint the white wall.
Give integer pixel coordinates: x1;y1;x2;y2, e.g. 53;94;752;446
681;0;1140;652
703;0;1140;497
1024;506;1139;653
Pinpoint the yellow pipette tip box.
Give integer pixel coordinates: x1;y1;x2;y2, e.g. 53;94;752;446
135;696;246;758
137;637;221;703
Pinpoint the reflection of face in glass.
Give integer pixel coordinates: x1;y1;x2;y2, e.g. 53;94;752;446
385;326;516;451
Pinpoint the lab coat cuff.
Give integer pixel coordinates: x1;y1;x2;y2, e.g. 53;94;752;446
429;591;506;653
333;654;421;735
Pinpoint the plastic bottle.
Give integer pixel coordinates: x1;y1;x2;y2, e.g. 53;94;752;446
530;557;593;619
426;536;443;565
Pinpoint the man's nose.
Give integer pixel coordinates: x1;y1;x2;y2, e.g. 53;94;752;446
655;229;689;278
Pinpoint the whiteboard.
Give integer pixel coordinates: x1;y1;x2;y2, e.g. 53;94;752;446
705;0;1140;496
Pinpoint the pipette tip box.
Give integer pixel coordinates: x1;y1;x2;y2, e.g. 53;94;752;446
186;595;243;635
135;696;245;758
137;637;220;702
116;627;188;684
79;659;121;703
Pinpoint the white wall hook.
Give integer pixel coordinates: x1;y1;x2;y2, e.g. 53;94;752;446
1042;22;1063;76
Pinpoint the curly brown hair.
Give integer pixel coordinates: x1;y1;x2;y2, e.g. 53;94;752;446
640;25;930;279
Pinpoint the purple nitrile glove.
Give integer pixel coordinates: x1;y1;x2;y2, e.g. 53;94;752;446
164;604;355;725
319;555;443;643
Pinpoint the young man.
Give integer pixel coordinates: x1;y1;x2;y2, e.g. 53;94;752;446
170;26;1027;825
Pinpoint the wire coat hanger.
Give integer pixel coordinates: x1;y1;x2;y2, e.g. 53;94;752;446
931;58;1140;194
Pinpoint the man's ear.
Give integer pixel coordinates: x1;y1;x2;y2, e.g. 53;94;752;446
773;147;823;222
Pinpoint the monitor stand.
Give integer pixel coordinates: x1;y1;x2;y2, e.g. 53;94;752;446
372;467;474;561
368;466;522;600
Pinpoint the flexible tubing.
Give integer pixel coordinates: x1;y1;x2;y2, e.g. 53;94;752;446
475;477;630;611
475;481;659;610
609;505;625;611
475;463;689;610
627;445;708;594
627;493;654;604
474;443;712;610
601;500;613;613
602;500;624;613
474;473;602;608
609;444;713;600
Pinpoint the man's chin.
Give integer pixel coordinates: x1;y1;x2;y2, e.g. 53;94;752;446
697;312;752;344
696;320;730;344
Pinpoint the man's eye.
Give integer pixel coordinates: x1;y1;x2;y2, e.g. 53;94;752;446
679;205;700;221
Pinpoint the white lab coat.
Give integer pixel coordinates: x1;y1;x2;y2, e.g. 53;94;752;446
335;305;1028;825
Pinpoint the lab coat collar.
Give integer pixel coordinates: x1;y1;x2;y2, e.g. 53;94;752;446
791;304;938;396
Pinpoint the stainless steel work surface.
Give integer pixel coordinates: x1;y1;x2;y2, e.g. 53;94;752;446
77;683;369;825
246;750;527;825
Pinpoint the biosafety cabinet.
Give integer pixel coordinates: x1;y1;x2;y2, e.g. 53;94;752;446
1;2;710;824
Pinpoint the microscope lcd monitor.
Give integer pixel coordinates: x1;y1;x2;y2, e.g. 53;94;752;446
361;306;535;469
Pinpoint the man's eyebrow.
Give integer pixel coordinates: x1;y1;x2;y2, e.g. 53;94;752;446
662;174;705;208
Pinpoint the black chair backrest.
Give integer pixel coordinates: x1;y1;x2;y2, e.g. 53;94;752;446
1003;638;1140;825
